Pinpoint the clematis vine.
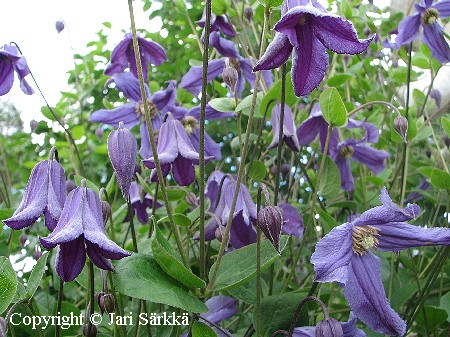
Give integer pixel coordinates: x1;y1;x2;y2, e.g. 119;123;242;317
393;0;450;63
0;43;34;96
40;180;130;282
311;188;450;336
253;0;373;96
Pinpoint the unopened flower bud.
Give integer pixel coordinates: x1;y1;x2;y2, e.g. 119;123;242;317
95;128;104;141
107;122;137;199
281;164;291;178
94;292;105;314
426;150;431;158
316;318;344;337
363;26;371;37
270;165;278;176
244;7;254;22
99;294;115;314
83;324;97;337
66;179;76;193
394;115;408;143
19;233;27;247
30;119;38;132
55;20;65;34
223;62;239;93
444;135;450;148
257;205;283;253
185;192;199;207
34;248;42;260
101;201;111;224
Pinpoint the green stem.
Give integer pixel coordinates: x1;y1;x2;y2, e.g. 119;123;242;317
287;295;327;337
27;300;45;337
86;262;95;337
127;197;138;252
274;64;287;205
255;187;263;337
55;279;64;337
346;100;399;118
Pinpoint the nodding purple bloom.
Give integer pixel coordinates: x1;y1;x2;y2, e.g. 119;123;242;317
202;171;257;248
404;178;431;204
253;0;373;96
129;182;162;224
279;203;304;238
180;31;272;98
430;88;442;107
89;72;176;158
40;180;130;282
142;113;213;186
104;33;167;81
107;122;137;199
393;0;450;63
292;313;366;337
312;188;450;336
197;10;236;37
55;20;65;33
4;155;66;231
0;43;34;96
269;104;300;152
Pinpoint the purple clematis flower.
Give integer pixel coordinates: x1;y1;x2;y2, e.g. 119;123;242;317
129;182;162;224
197;10;236;37
202;171;257;248
4;154;66;231
142;113;213;186
104;33;167;81
311;188;450;336
89;72;176;158
40;180;130;282
269;103;300;152
279;203;304;238
253;0;373;96
0;43;34;96
393;0;450;63
404;178;431;204
292;312;366;337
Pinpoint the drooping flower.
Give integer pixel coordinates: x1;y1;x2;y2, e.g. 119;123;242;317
129;182;162;224
393;0;450;63
55;20;65;33
104;33;167;81
0;43;34;96
196;10;236;37
40;180;130;282
253;0;373;96
269;103;300;152
279;203;304;238
311;188;450;336
3;148;66;231
292;312;366;337
142;113;213;186
404;178;431;204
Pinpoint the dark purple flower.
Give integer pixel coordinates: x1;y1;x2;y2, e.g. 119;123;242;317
142;113;213;186
404;178;430;204
4;155;66;231
253;0;373;96
197;10;236;37
129;182;162;224
104;33;167;81
107;122;137;199
0;43;34;96
393;0;450;63
293;312;366;337
279;203;304;238
40;180;130;282
269;103;300;152
312;188;450;336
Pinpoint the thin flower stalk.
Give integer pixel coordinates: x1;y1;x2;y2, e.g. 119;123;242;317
274;64;287;205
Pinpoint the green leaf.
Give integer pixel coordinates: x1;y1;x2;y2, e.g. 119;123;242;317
173;0;187;12
316;207;338;233
0;257;18;314
319;87;347;127
247;160;267;182
317;156;341;199
327;74;353;87
94;143;108;155
267;0;283;8
210;236;289;290
187;199;211;222
157;187;186;201
260;74;296;118
212;0;230;15
158;213;192;227
230;133;257;151
71;125;85;140
26;252;49;298
339;0;352;18
103;22;112;28
209;98;236;112
416;306;448;328
236;92;263;118
0;209;15;220
441;116;450;135
41;106;63;121
430;169;450;190
114;254;208;313
439;292;450;321
74;175;100;193
192;321;218;337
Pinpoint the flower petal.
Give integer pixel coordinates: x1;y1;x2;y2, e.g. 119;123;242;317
351;142;389;175
253;33;293;71
172;154;196;186
86;241;114;270
202;296;238;324
152;80;177;113
229;210;257;248
112;72;146;102
180;59;225;96
142;116;179;166
89;104;139;129
432;0;450;18
55;236;86;282
279;203;304;238
422;22;450;63
210;31;239;58
138;36;168;66
0;60;14;96
394;13;421;47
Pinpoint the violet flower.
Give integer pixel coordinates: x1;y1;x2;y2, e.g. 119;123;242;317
142;113;213;186
40;180;130;282
104;33;167;81
129;182;162;224
311;188;450;336
0;43;34;96
269;103;300;152
253;0;373;96
197;10;236;37
292;312;366;337
4;151;66;231
279;203;304;238
393;0;450;63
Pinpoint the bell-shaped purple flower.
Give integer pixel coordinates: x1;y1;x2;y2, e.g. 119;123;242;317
293;312;366;337
269;103;300;152
107;122;137;199
142;113;213;186
129;182;162;224
311;188;450;336
196;10;236;37
40;180;130;282
55;20;65;33
253;0;373;96
0;43;34;96
279;203;304;238
393;0;450;63
4;150;66;231
104;33;167;81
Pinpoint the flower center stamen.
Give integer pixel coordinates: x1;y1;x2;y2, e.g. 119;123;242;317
136;99;158;120
338;145;354;159
352;225;380;255
228;58;241;72
421;8;439;25
181;116;199;134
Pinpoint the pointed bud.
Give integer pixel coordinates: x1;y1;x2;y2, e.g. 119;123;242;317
30;119;38;132
99;294;115;314
94;292;106;314
101;201;111;224
394;115;408;143
33;248;42;260
363;26;371;37
280;164;291;178
83;324;97;337
185;192;199;207
55;20;65;33
444;135;450;148
95;128;104;141
107;122;138;199
316;318;343;337
244;7;254;22
257;206;283;253
223;59;239;93
19;233;27;247
134;163;142;175
66;179;76;193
